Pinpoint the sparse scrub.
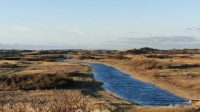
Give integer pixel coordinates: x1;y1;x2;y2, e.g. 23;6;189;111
0;90;97;112
1;50;200;112
169;64;200;69
0;62;18;68
21;54;65;61
0;73;74;91
107;54;128;59
127;59;172;70
145;54;173;59
0;60;121;112
78;55;96;60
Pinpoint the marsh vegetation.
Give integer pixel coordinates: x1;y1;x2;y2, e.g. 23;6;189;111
0;49;199;112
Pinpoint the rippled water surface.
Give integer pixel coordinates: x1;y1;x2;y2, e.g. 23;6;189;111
84;63;190;106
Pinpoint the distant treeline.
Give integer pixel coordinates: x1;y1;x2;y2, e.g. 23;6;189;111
125;47;200;54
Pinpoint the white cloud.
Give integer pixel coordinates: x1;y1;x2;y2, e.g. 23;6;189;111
67;29;95;36
102;36;200;49
11;26;32;33
186;27;200;31
0;25;32;33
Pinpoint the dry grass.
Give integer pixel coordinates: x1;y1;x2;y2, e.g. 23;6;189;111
0;62;18;68
0;60;130;112
0;60;106;112
22;54;64;61
2;50;200;111
125;59;172;70
0;90;98;112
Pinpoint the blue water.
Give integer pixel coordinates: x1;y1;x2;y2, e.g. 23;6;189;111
83;63;190;106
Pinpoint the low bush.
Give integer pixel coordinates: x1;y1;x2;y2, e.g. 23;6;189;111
128;59;171;70
0;62;18;68
169;64;200;69
0;73;74;90
145;54;173;59
78;55;96;60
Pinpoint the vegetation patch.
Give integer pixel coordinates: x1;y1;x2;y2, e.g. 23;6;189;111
0;73;74;91
0;62;18;68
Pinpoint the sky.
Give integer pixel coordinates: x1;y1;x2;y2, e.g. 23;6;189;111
0;0;200;50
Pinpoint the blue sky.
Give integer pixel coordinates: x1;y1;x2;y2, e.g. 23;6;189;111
0;0;200;49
